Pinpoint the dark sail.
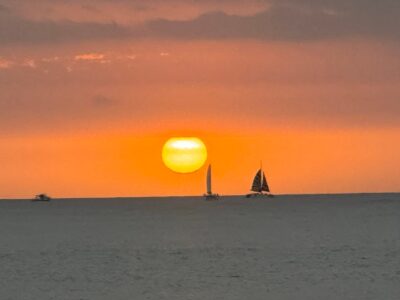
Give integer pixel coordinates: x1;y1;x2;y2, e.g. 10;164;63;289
251;169;262;192
262;173;270;192
251;169;270;192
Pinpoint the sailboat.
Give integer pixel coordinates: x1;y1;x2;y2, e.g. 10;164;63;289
246;164;273;198
204;164;219;200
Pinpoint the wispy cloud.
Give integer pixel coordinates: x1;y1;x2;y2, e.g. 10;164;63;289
0;52;142;71
126;55;137;60
0;57;13;69
42;56;60;63
22;59;37;68
74;53;106;61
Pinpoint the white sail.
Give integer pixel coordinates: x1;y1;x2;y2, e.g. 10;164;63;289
206;164;212;195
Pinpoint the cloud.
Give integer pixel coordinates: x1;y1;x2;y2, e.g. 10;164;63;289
80;4;102;13
92;95;118;107
0;4;9;11
75;53;105;61
22;59;37;68
126;55;137;60
42;56;60;63
0;0;400;45
0;57;13;69
0;8;132;45
147;0;400;41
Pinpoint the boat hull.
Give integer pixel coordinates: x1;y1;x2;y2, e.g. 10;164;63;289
246;193;274;198
32;194;52;202
204;194;220;201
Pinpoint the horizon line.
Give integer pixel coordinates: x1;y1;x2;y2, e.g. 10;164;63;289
1;191;399;201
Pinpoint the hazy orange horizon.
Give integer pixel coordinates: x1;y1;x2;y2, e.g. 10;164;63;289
1;1;400;198
1;126;399;198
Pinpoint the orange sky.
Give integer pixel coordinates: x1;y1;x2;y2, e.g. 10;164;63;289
1;127;399;198
1;1;400;198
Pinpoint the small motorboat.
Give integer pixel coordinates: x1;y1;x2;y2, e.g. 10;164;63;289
32;194;52;202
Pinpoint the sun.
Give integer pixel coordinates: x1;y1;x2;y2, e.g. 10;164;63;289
162;137;208;173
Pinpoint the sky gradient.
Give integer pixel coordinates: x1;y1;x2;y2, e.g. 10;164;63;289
1;0;399;198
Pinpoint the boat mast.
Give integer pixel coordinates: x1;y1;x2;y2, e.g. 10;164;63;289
260;160;263;192
207;164;212;195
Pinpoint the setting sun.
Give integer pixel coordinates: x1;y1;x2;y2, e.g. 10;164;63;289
162;137;207;173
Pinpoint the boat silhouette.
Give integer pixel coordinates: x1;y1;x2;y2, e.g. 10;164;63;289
204;164;219;200
246;164;274;198
32;193;52;202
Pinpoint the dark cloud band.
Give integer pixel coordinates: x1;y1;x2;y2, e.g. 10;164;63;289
148;1;400;41
0;0;400;44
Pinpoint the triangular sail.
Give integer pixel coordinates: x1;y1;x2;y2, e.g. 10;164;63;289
206;164;212;195
251;169;270;192
251;169;262;192
262;173;270;192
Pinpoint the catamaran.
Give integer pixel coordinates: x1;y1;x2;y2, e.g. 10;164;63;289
204;164;219;200
246;165;273;198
